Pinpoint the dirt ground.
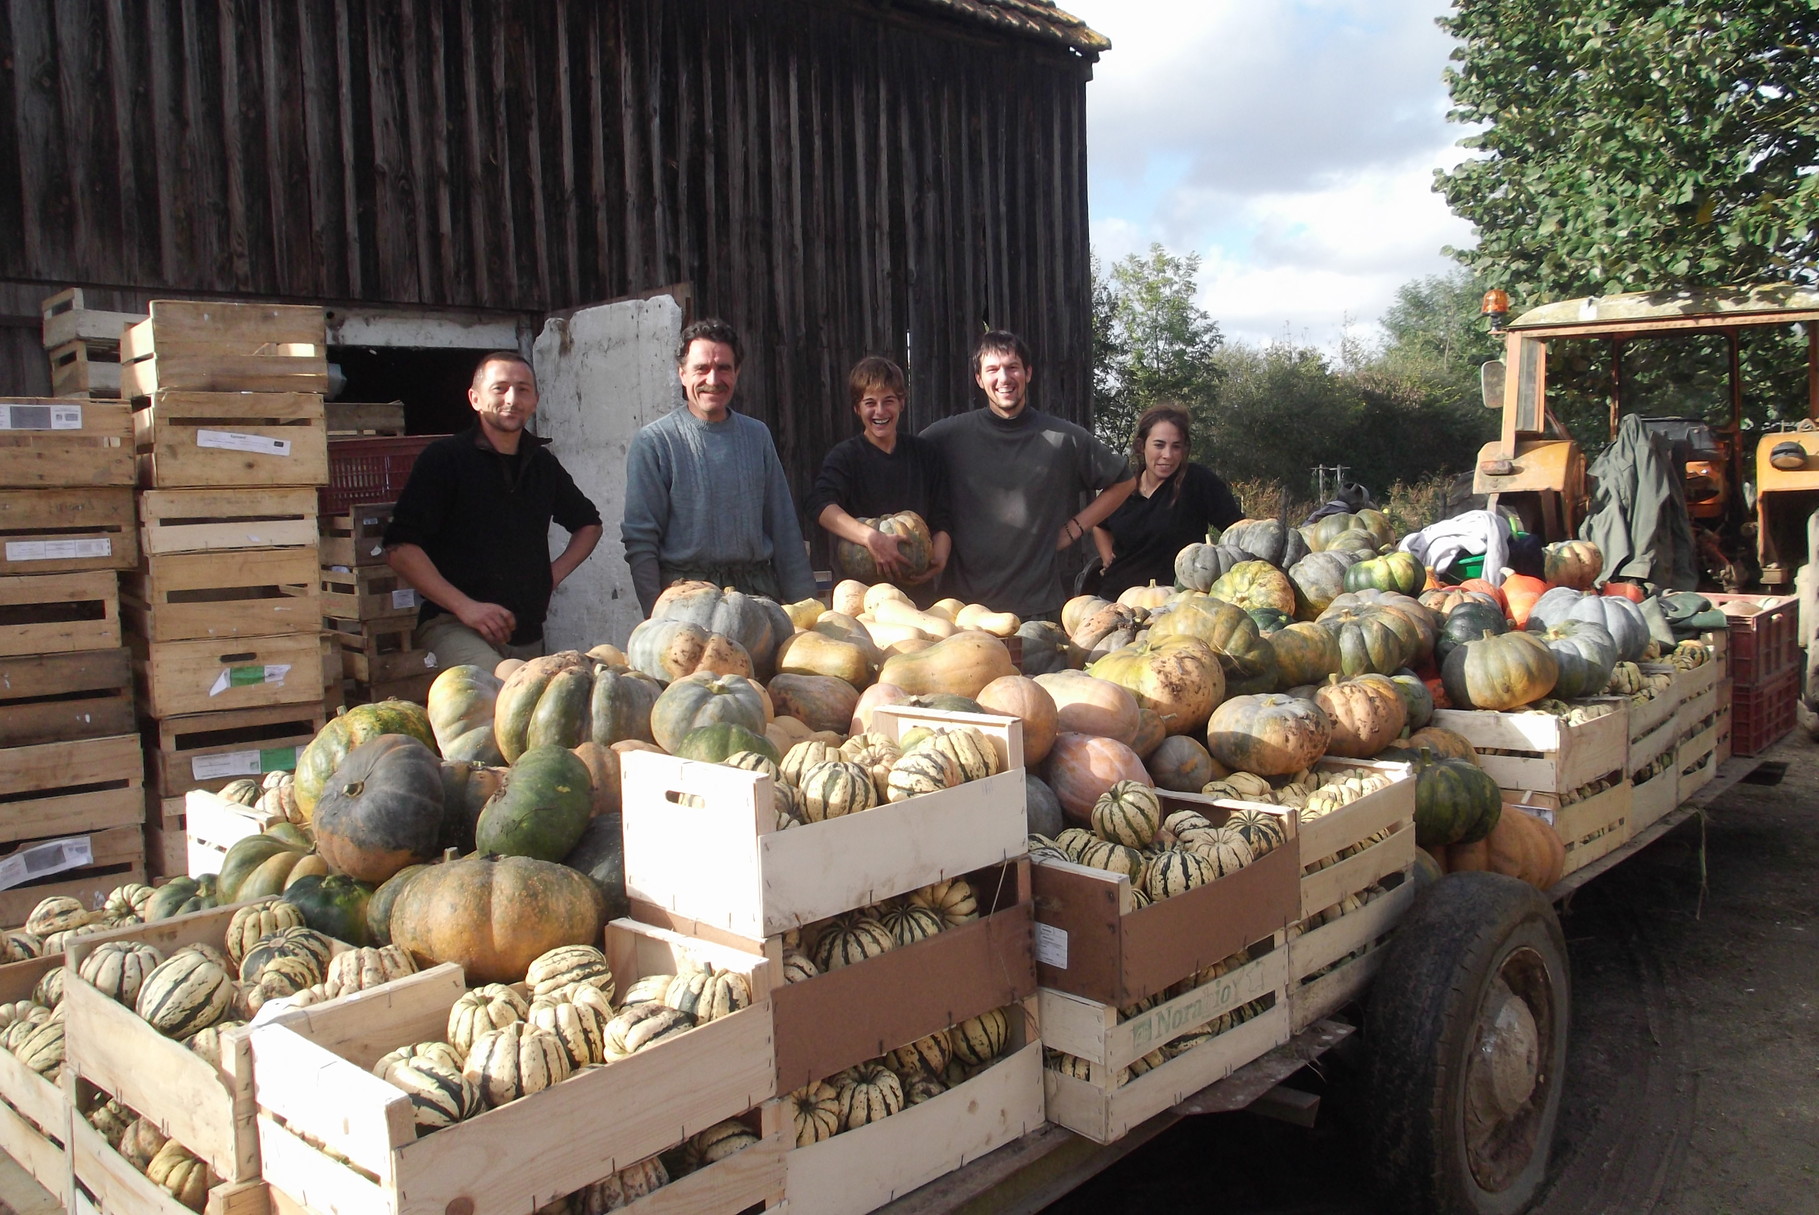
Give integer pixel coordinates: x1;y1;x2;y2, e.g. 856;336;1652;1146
1045;730;1819;1215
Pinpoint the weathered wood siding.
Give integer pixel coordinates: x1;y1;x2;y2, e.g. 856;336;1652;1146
0;0;1095;484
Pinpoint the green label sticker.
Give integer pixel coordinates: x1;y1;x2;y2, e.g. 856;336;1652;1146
228;665;267;687
259;746;300;773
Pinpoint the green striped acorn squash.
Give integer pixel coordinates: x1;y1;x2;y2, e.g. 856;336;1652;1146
875;901;945;947
448;985;530;1057
14;1016;64;1078
662;964;752;1023
238;926;333;983
602;1002;693;1058
649;672;772;755
32;966;63;1009
218;778;262;807
425;663;505;764
723;749;781;781
77;941;165;1007
779;739;842;786
104;883;156;921
1143;848;1218;900
797;759;878;822
789;1082;841;1146
1090;780;1162;849
887;1031;952;1079
242;953;324;1013
146;1140;212;1211
373;1046;483;1132
135;951;235;1039
494;652;664;763
293;700;437;824
525;944;616;1001
1076;837;1144;879
313;734;446;885
474;745;595;863
527;996;611;1068
909;877;979;927
463;1021;572;1106
1180;824;1255;877
837;1062;904;1130
885;748;960;803
143;877;216;922
224;900;308;968
810;915;894;970
320;944;417;999
948;1007;1009;1067
1224;807;1287;856
912;725;1001;782
673;723;778;766
280;873;375;947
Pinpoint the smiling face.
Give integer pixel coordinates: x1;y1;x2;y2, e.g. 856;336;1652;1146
1141;420;1188;484
975;350;1031;419
469;356;538;443
854;385;904;450
678;339;741;421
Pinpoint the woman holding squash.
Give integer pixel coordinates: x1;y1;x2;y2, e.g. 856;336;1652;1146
1093;404;1243;600
805;356;953;605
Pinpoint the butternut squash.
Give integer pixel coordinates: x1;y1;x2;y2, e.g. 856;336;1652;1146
831;580;871;617
871;598;958;638
928;598;967;622
955;603;1022;637
876;633;1016;699
863;583;913;614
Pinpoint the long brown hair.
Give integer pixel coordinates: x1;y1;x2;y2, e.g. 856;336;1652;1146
1130;403;1192;505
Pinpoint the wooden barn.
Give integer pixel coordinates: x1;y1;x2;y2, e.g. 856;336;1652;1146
0;0;1108;472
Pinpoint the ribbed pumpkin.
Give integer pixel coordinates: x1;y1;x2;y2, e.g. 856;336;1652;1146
1314;604;1415;675
526;944;616;1001
143;877;213;922
1144;848;1218;900
1436;601;1511;666
647;582;797;679
1528;587;1649;663
1091;780;1163;848
1174;542;1253;592
1286;550;1360;617
834;510;934;582
948;1007;1009;1067
1045;732;1152;822
1208;560;1298;615
1013;620;1080;677
1314;675;1409;758
1145;734;1220;793
135;952;235;1039
1526;618;1619;700
837;1062;905;1129
1441;630;1559;711
1205;694;1332;776
77;941;165;1007
1146;595;1278;696
493;652;665;762
293;700;437;822
426;664;506;764
1221;519;1310;569
1411;752;1503;848
1543;539;1603;590
885;748;960;803
1401;725;1479;763
650;673;773;755
811;915;895;970
374;1045;483;1132
448;984;530;1057
464;1022;572;1106
1086;636;1223;736
527;996;612;1068
474;744;595;862
797;760;878;821
390;854;608;985
789;1081;842;1146
624;618;754;682
662;964;752;1023
1342;551;1424;596
1270;621;1343;688
313;734;446;885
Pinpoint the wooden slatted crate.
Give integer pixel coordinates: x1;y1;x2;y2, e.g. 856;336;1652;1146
319;502;394;568
0;954;71;1206
69;1110;267;1215
324;400;406;436
0;397;133;486
0;645;134;748
0;487;136;576
123;546;321;642
40;288;143;354
133;391;329;489
1519;780;1633;876
144;703;323;803
120;300;328;397
0;733;144;848
0;570;119;657
46;341;121;399
319;563;420;621
1433;703;1629;795
253;922;777;1215
0;824;143;928
327;616;439;685
139;487;318;555
132;632;324;718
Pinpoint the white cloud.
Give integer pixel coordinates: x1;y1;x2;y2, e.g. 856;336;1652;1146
1067;0;1483;349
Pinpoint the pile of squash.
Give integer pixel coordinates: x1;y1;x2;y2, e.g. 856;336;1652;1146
779;876;983;982
786;1006;1016;1144
82;1091;219;1212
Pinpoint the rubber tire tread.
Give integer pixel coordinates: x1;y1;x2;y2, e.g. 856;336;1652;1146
1363;871;1570;1215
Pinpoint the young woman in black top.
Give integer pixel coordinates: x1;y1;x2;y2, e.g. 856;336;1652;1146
1093;404;1244;600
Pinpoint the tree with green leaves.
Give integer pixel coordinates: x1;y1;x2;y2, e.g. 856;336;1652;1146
1436;0;1818;304
1090;246;1224;455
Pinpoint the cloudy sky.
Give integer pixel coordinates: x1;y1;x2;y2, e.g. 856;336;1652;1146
1061;0;1481;351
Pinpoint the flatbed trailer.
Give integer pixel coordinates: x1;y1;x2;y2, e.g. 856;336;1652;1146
877;756;1762;1215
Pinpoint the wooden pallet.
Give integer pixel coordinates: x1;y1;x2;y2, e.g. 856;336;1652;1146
319;502;395;567
0;487;136;576
139;487;318;555
319;563;419;621
132;632;323;719
253;922;776;1215
324;400;406;436
144;702;323;801
123;546;321;643
0;397;133;486
0;824;143;928
0;571;119;657
0;955;71;1206
0;734;143;847
120;299;328;397
133;391;328;489
0;646;134;748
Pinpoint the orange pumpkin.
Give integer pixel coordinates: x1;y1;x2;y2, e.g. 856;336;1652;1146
1499;572;1550;629
1457;577;1508;613
1033;671;1142;744
1482;808;1566;889
1085;636;1224;736
1044;732;1152;822
1314;675;1409;758
1601;581;1646;603
974;675;1058;765
1542;540;1603;591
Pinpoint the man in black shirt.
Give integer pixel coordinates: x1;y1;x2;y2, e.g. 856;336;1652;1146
384;351;602;671
805;356;952;603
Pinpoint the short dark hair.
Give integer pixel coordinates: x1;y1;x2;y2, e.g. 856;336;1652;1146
848;356;907;409
971;330;1032;377
677;319;743;367
472;351;534;389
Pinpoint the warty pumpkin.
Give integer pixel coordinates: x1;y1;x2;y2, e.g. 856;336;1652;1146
1086;636;1224;736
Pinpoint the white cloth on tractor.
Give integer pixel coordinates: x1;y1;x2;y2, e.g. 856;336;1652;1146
1397;510;1513;585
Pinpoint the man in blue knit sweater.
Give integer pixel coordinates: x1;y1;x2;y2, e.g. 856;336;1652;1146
621;320;817;616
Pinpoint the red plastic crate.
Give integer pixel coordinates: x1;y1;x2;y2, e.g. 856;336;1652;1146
1704;593;1798;690
1730;667;1799;756
320;435;442;515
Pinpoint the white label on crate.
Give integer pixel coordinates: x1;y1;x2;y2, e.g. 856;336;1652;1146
5;537;111;561
0;403;82;430
361;515;381;526
423;651;439;669
0;836;94;891
208;663;292;698
192;745;300;780
391;588;419;610
197;429;292;457
1034;922;1069;969
368;543;384;558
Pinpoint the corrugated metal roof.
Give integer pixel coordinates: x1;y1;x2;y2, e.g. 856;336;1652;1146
907;0;1110;54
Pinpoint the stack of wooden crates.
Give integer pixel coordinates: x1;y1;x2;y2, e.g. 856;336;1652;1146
0;393;147;921
119;301;332;877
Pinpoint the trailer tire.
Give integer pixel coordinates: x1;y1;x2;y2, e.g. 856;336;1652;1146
1364;872;1569;1215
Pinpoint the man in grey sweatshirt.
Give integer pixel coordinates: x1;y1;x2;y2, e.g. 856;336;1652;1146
621;319;817;616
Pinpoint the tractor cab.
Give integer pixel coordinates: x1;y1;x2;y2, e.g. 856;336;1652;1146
1473;285;1819;588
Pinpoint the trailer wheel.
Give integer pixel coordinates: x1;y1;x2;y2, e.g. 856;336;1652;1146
1364;872;1569;1215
